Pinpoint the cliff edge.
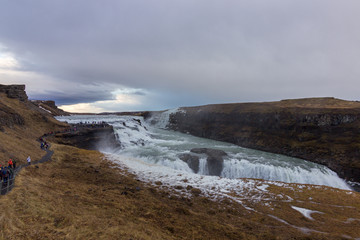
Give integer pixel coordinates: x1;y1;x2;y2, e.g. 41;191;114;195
0;84;28;101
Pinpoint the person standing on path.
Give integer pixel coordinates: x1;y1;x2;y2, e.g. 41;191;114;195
27;156;31;165
8;159;13;168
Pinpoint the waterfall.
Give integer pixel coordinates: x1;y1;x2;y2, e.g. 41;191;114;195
56;114;352;190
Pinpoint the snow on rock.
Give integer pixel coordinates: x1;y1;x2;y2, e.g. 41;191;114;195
291;206;323;220
39;106;52;114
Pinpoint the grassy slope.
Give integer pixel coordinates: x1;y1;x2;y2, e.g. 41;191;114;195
0;95;360;239
0;93;67;166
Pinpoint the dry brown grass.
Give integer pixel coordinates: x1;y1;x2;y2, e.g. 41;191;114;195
185;97;360;114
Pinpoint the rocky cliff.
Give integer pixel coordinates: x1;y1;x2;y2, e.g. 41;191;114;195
156;98;360;183
0;84;28;101
0;100;25;131
51;125;120;151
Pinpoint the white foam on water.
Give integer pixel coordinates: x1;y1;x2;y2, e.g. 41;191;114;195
221;158;350;190
147;108;185;129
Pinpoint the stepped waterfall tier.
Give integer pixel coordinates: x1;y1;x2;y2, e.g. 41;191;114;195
56;114;351;190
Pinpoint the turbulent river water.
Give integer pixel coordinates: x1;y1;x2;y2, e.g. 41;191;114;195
56;114;351;190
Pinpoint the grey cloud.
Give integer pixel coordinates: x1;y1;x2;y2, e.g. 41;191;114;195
1;0;360;111
30;89;115;105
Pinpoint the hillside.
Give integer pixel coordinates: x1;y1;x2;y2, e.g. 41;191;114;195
161;97;360;185
0;86;68;166
0;89;359;239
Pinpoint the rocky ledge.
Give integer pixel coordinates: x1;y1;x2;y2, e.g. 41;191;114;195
0;84;28;101
154;98;360;183
179;148;227;176
50;124;120;151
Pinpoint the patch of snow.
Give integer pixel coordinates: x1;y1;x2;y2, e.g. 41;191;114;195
345;218;360;224
39;106;52;114
267;214;326;235
341;235;352;239
257;184;269;191
291;206;323;220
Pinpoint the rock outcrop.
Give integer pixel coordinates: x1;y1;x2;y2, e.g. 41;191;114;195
0;86;27;130
52;125;120;151
0;84;28;101
0;102;25;131
179;148;227;176
31;100;69;116
179;153;200;173
158;98;360;183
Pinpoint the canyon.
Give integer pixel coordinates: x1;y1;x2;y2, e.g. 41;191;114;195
148;98;360;184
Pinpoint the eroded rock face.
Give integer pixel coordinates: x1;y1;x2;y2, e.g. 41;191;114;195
179;148;227;176
52;126;121;151
0;85;28;130
179;153;199;173
0;100;25;130
0;84;28;101
167;98;360;183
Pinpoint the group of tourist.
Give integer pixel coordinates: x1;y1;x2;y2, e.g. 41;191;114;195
0;159;16;183
2;123;109;193
77;121;108;128
39;138;49;150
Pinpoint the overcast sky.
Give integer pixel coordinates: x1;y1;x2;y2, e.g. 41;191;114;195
1;0;360;113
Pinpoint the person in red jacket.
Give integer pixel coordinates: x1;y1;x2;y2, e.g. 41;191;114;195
8;159;13;169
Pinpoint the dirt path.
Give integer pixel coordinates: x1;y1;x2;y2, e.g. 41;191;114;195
14;146;53;173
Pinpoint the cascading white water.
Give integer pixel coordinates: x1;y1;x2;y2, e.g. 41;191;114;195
149;108;185;129
56;113;352;190
198;158;209;175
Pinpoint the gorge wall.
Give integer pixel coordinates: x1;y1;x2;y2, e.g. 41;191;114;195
158;98;360;183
